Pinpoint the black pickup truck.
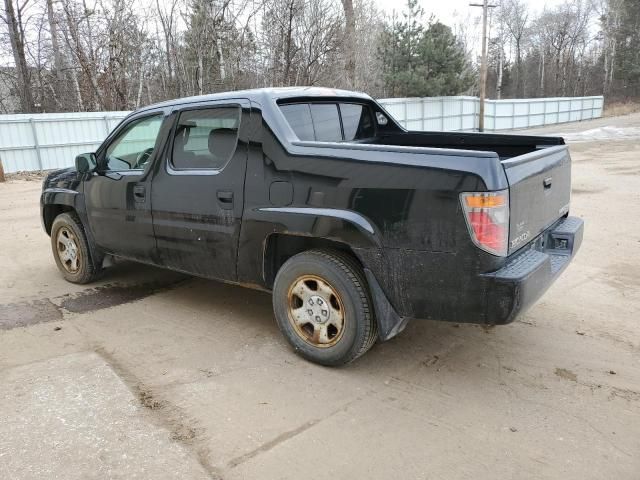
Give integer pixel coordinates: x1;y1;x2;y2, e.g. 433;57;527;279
41;87;583;365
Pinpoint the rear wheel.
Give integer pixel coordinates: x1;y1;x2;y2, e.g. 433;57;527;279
272;249;377;366
51;213;101;284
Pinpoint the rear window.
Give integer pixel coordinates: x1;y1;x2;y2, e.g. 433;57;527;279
280;102;375;142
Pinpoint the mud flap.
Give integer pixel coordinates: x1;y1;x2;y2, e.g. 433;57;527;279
364;268;410;341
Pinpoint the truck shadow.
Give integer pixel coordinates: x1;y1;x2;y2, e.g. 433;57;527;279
159;273;517;377
46;260;531;385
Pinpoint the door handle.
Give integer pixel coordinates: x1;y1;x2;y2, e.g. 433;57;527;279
217;190;234;209
133;185;146;202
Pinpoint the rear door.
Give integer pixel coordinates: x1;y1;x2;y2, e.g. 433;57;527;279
150;99;250;281
502;145;572;253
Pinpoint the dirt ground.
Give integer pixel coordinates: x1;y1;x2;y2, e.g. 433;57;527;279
1;114;639;480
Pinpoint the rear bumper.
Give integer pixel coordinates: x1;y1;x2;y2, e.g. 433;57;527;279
364;216;583;340
482;216;584;324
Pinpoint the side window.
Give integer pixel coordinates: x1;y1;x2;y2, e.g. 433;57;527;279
171;107;240;170
340;104;375;140
280;102;375;142
309;104;341;141
279;104;315;141
279;103;342;142
105;115;163;171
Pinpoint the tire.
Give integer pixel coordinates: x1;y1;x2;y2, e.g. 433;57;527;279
272;249;378;366
51;212;101;284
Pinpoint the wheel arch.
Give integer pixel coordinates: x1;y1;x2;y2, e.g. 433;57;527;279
239;206;383;287
43;204;75;235
43;190;103;269
263;233;363;289
41;188;84;236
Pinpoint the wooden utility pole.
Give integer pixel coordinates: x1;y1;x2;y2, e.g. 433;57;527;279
470;1;497;132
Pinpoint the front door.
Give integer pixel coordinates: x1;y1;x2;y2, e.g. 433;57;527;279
84;111;167;262
150;100;250;281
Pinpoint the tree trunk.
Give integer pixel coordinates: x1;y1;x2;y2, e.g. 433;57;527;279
46;0;66;109
283;0;295;86
136;65;145;108
63;5;103;109
217;41;226;82
157;0;176;98
197;52;204;95
496;42;504;99
82;0;96;66
554;51;561;96
608;36;616;90
4;0;34;112
340;0;356;88
561;51;568;96
71;67;83;110
515;40;523;97
539;47;545;95
603;40;610;95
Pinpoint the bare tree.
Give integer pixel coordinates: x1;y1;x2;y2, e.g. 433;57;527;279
298;0;341;85
353;0;384;95
2;0;35;111
500;0;528;97
61;0;103;109
1;0;634;114
156;0;180;98
599;0;623;95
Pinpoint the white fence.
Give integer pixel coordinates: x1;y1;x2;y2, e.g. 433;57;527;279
378;96;604;132
0;111;129;173
0;95;604;173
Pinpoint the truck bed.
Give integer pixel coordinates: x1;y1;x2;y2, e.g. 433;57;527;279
375;130;564;160
372;130;571;254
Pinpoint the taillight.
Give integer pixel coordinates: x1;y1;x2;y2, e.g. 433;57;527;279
460;190;509;256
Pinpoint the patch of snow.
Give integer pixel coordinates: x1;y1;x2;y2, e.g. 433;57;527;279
553;126;640;143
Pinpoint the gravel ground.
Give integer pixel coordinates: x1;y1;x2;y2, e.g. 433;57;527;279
0;114;639;479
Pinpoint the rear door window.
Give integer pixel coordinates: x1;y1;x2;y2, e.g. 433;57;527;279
171;107;240;170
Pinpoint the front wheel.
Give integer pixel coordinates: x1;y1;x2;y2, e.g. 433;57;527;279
272;249;378;366
51;212;101;284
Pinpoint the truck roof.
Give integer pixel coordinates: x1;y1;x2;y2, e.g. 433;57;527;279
136;87;373;114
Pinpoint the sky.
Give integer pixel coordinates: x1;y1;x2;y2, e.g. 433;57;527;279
373;0;570;21
371;0;575;59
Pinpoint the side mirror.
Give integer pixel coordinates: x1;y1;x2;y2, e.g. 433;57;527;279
75;153;97;174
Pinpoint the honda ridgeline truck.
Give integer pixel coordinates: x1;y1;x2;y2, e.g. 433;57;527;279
41;87;583;365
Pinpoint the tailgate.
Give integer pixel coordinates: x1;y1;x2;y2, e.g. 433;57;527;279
502;145;571;254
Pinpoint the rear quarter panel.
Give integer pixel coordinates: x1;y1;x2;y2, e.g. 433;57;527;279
238;104;509;320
